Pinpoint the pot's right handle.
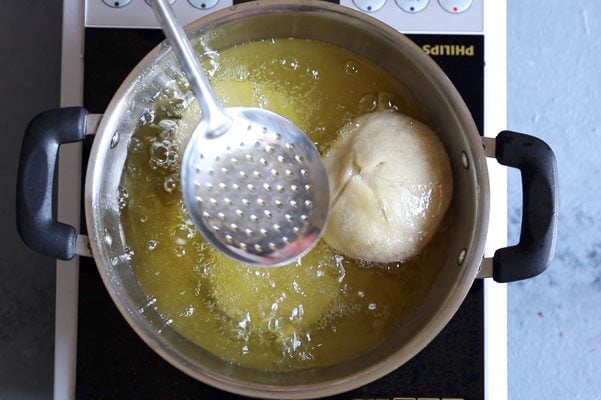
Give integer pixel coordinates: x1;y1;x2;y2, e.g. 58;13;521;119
484;130;558;283
16;107;88;260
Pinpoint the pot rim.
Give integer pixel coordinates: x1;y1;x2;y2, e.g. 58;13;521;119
84;1;490;398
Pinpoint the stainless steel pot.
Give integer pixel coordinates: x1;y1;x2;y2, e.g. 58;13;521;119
17;1;558;398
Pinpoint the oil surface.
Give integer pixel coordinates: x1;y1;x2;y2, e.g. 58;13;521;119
120;38;452;370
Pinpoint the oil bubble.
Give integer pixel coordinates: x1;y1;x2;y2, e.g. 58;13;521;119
150;142;169;166
111;247;134;266
155;87;175;101
258;95;269;109
128;137;143;153
305;67;319;80
234;66;251;81
344;61;359;74
358;93;377;113
164;175;178;193
117;186;129;210
123;247;135;261
166;97;186;117
175;245;186;257
280;57;300;71
377;91;399;111
172;224;195;246
157;119;178;140
290;304;304;323
149;140;179;170
182;305;195;317
147;240;158;251
140;109;155;125
139;297;157;313
178;200;193;225
176;76;190;90
203;51;220;77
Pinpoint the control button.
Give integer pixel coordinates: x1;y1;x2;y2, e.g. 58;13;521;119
144;0;177;6
188;0;220;10
352;0;387;13
395;0;429;13
101;0;132;7
438;0;472;13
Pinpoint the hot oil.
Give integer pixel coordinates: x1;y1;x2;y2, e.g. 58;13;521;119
120;38;452;370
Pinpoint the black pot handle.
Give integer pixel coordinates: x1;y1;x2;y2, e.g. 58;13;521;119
491;130;558;282
16;107;88;260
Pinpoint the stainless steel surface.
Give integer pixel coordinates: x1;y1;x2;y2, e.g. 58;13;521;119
86;114;103;135
477;257;494;279
482;136;496;158
81;1;491;398
151;0;330;266
75;235;92;258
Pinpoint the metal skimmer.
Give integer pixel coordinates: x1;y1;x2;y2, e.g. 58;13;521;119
151;0;330;266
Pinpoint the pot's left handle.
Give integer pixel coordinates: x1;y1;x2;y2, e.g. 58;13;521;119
16;107;89;260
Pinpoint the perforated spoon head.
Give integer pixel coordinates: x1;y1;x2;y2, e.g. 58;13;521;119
181;107;330;266
151;0;330;266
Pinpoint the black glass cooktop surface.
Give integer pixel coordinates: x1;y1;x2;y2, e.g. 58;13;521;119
77;28;484;400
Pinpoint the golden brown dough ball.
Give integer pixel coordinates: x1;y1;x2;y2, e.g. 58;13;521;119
323;111;453;263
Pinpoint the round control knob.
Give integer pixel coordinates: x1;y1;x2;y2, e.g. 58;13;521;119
352;0;387;13
438;0;472;13
101;0;132;7
395;0;429;13
188;0;220;10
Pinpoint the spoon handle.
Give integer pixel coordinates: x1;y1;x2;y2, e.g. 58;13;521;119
150;0;231;137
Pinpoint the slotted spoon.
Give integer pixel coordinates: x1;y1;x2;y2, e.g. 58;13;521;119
150;0;330;266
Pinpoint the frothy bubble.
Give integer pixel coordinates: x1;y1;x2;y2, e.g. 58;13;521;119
358;93;378;113
175;245;186;257
128;137;143;153
305;67;319;80
147;239;158;251
123;247;135;261
203;51;220;78
165;97;186;117
140;109;155;125
117;186;129;210
279;57;300;71
344;61;359;74
149;140;179;170
176;76;190;90
171;224;195;246
157;119;178;140
164;175;178;193
234;66;251;81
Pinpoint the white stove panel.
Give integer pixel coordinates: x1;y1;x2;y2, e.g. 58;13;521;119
86;0;482;32
86;0;234;28
341;0;482;33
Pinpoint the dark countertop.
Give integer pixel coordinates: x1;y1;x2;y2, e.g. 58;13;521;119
0;1;62;398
